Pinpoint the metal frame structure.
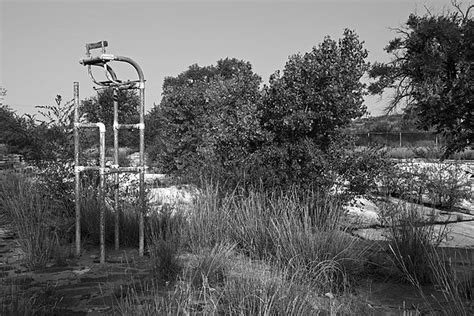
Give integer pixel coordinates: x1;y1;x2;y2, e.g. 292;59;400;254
74;41;146;263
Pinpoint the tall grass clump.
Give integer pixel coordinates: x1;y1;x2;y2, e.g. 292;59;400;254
80;184;141;247
1;286;58;316
425;248;473;315
118;243;319;315
0;172;65;269
146;209;185;285
383;202;472;314
382;202;448;285
186;182;368;294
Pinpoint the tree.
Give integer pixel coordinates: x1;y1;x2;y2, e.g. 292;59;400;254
81;88;140;148
369;3;474;157
147;58;265;184
257;29;369;187
0;88;44;160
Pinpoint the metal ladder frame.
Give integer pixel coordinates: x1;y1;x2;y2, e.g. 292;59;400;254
74;41;146;263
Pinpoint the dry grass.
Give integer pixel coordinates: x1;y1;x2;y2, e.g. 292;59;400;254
186;184;369;293
0;172;64;269
117;182;372;314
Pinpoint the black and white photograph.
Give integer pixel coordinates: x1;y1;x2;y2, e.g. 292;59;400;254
0;0;473;314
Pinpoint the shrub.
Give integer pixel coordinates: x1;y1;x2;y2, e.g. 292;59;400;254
381;160;471;210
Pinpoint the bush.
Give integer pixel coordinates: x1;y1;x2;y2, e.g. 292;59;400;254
380;160;471;210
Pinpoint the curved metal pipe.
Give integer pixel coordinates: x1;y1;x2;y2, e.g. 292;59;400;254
82;54;144;86
113;56;145;85
79;45;146;258
104;64;122;85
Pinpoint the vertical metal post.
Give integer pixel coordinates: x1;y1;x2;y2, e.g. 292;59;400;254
74;82;81;257
139;83;145;257
99;124;106;264
399;132;402;147
113;88;120;250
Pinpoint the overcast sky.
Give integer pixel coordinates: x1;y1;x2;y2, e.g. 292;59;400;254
1;0;456;117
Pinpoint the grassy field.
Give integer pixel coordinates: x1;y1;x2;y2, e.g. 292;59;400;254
0;164;472;315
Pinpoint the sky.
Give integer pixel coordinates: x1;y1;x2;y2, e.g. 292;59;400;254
1;0;457;117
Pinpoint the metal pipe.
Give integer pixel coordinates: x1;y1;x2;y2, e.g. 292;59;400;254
139;81;145;257
75;166;102;172
80;54;145;88
107;166;143;173
79;41;147;259
113;87;120;250
75;122;106;130
99;122;106;264
74;82;81;257
116;123;143;129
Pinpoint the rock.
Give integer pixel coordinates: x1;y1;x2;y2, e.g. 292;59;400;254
73;267;91;275
352;221;474;249
343;196;380;228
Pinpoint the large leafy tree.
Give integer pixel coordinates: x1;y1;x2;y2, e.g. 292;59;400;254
262;29;368;148
258;29;369;187
369;3;473;156
147;32;384;192
147;58;264;183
